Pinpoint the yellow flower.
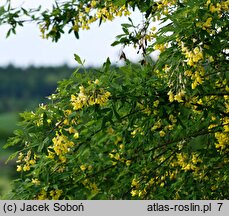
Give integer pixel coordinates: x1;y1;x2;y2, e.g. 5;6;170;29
16;165;22;172
68;127;76;134
203;17;212;29
91;0;97;8
29;159;36;165
32;178;40;185
209;56;214;62
37;189;47;200
167;90;174;102
160;182;165;187
184;70;192;76
131;190;138;197
193;47;200;54
112;161;117;166
47;149;54;159
85;7;90;13
174;92;183;102
148;178;154;185
73;131;79;139
119;144;124;149
114;153;120;160
94;79;100;85
23;164;30;171
79;85;85;93
131;178;139;187
80;164;87;171
187;59;194;66
196;76;203;84
50;189;63;200
109;153;114;158
169;172;175;180
59;155;67;163
131;130;137;136
151;26;157;31
183;164;191;171
153;100;159;107
104;91;111;98
191;81;198;89
126;160;131;166
47;119;52;124
18;152;24;160
159;130;166;137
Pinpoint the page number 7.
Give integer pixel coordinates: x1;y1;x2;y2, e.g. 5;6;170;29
217;203;223;211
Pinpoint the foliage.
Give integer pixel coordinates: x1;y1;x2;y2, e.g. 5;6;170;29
1;0;229;199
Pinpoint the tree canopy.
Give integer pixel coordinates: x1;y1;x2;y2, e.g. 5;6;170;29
1;0;229;199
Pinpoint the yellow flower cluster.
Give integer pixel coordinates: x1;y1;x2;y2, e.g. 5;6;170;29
177;40;206;89
50;189;63;200
197;17;212;30
36;188;63;200
190;67;205;89
180;43;204;67
156;0;177;16
151;116;175;137
33;113;44;127
48;132;74;163
40;1;131;38
71;81;111;111
67;126;79;139
130;169;178;198
36;189;48;200
31;178;40;185
144;27;157;42
109;146;131;167
130;177;144;197
137;102;151;115
82;179;100;195
97;5;130;21
206;0;229;16
168;90;186;102
215;117;229;153
151;119;162;131
80;164;92;172
16;150;37;172
153;43;167;52
131;126;144;137
171;152;202;172
72;3;130;31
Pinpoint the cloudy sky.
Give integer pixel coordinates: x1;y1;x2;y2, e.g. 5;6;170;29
0;0;143;67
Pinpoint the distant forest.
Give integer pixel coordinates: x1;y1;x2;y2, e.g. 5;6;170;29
0;65;77;112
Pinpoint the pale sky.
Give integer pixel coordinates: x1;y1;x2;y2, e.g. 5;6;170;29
0;0;144;67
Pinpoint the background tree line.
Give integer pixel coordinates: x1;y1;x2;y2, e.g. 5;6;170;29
0;65;76;113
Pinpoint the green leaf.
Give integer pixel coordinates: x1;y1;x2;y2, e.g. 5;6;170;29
74;30;79;39
121;23;133;28
122;27;129;35
112;104;121;121
113;0;126;7
6;29;11;38
38;137;50;152
111;41;120;46
5;151;19;164
3;136;21;149
103;57;111;72
74;54;84;65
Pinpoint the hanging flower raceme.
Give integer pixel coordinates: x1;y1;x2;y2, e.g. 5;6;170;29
70;79;111;110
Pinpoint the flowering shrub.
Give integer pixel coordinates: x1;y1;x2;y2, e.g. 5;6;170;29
2;0;228;199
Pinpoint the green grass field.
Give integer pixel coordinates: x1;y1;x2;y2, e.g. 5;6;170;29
0;112;19;136
0;112;19;199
